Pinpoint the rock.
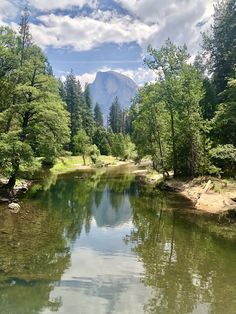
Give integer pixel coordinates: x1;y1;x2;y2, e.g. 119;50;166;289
218;208;236;222
0;198;10;203
8;202;20;213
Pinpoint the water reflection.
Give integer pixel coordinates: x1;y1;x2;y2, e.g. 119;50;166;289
127;194;236;314
0;168;236;313
0;204;70;314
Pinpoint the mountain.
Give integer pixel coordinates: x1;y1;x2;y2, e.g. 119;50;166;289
89;71;138;116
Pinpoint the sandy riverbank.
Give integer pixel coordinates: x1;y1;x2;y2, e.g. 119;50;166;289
136;170;236;215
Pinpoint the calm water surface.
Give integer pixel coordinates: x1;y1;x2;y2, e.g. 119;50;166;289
0;166;236;314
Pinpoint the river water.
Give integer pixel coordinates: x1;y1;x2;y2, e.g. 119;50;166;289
0;166;236;314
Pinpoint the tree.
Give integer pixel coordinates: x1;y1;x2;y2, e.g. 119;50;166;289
18;7;32;66
72;129;91;165
109;97;122;133
132;41;206;176
0;23;69;189
202;0;236;93
131;83;172;174
93;127;111;155
211;75;236;147
145;39;206;175
83;84;95;138
175;64;204;176
94;103;103;126
63;72;83;150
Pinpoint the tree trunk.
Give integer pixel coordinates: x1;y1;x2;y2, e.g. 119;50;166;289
83;154;86;166
6;173;17;191
6;160;19;191
169;107;177;177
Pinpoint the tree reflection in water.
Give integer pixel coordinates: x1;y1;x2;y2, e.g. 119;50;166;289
127;189;236;314
0;204;70;314
0;168;236;313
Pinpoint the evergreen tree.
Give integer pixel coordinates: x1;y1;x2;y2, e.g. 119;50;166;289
202;0;236;93
82;84;94;138
64;72;83;150
109;97;122;133
94;103;103;126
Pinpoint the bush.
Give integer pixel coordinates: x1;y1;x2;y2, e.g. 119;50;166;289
210;144;236;175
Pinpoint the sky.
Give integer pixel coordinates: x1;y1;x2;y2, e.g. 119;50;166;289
0;0;216;87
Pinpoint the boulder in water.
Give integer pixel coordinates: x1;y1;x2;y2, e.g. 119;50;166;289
8;202;20;213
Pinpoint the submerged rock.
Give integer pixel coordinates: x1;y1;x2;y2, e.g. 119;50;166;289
8;202;20;213
0;198;10;203
219;208;236;222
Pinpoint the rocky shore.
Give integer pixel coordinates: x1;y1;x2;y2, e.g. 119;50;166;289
136;170;236;217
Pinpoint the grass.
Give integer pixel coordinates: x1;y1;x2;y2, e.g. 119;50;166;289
50;155;118;175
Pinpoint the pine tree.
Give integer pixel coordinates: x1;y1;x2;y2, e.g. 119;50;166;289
83;84;94;138
64;72;83;148
94;103;103;126
109;97;122;133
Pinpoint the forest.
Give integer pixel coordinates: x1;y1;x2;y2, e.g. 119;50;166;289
0;0;235;190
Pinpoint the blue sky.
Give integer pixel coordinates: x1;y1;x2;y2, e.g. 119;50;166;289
0;0;215;87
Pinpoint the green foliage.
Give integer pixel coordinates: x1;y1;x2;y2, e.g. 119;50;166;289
145;38;189;80
199;78;217;120
202;0;236;93
110;133;136;160
94;103;104;126
0;132;34;177
83;84;95;138
131;83;172;173
93;127;111;156
109;96;122;133
89;144;100;164
134;41;206;176
63;72;84;145
211;76;236;147
0;23;70;188
210;144;236;174
72;129;91;164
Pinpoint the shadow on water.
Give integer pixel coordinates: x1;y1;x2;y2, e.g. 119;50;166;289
0;166;236;313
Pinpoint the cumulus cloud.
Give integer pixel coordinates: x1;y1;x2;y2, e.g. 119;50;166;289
116;0;216;52
2;0;216;54
28;12;159;51
28;0;98;11
0;0;18;25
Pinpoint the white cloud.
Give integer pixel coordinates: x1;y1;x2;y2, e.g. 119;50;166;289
76;72;97;89
116;0;216;52
2;0;216;55
26;12;158;51
74;66;156;89
0;0;18;25
28;0;98;11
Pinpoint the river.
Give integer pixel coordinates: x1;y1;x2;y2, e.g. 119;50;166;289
0;166;236;314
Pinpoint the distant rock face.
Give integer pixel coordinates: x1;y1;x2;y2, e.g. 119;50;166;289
89;71;138;117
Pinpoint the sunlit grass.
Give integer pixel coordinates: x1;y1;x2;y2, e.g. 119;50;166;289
51;155;118;174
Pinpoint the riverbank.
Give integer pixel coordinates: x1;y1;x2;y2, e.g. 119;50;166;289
137;170;236;216
50;155;134;174
0;155;135;202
